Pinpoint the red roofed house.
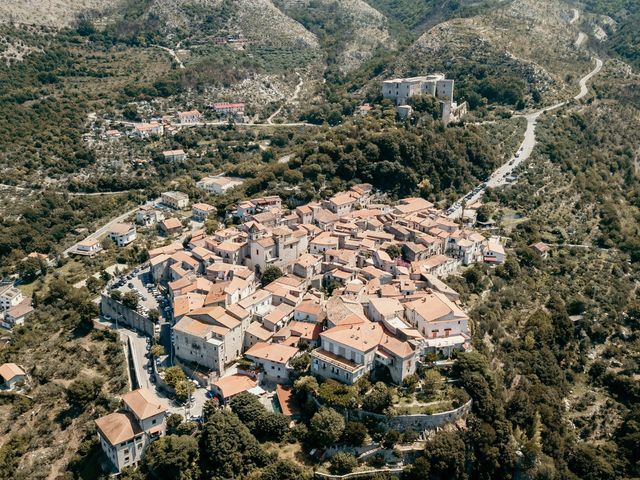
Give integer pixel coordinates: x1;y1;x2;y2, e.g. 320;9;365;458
210;374;257;404
244;342;300;382
95;388;167;473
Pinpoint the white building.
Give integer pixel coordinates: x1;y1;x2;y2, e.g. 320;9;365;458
310;321;417;385
177;110;202;125
72;237;102;257
161;191;190;210
133;122;164;138
0;285;24;310
135;205;165;226
192;203;217;221
0;363;26;390
382;74;453;105
196;176;243;195
244;342;299;382
172;306;252;373
404;292;469;346
162;149;186;162
109;223;137;247
382;74;466;124
95;389;167;473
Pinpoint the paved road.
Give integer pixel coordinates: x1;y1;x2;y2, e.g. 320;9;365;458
448;34;602;219
63;197;159;257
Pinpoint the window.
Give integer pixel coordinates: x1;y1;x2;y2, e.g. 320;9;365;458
124;449;129;454
124;457;130;464
152;419;157;425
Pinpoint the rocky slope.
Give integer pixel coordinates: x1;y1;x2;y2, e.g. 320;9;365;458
276;0;394;71
0;0;123;27
396;0;593;104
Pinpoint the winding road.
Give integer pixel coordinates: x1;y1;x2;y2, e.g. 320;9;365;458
447;12;602;220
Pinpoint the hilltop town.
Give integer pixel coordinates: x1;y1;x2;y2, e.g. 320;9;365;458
76;183;503;473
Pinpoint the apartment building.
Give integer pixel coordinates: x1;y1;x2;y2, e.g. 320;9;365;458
161;191;190;210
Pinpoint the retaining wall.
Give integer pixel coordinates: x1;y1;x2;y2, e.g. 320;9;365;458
101;294;154;337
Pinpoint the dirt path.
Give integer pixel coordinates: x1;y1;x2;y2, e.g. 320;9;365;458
267;73;304;124
153;44;185;69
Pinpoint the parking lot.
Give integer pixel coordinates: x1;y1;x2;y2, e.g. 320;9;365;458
108;266;172;325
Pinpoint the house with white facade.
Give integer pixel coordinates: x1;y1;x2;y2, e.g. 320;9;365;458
197;176;243;195
95;389;167;473
0;363;26;390
161;191;190;210
0;285;24;310
72;237;102;257
177;110;202;125
136;205;165;227
109;223;137;247
162;149;186;162
244;342;300;382
192;203;217;221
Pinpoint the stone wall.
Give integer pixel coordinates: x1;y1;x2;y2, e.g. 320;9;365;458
312;395;472;432
100;294;154;337
350;399;472;431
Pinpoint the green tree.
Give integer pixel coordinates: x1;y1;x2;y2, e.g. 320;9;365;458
122;291;139;309
230;392;266;431
151;344;165;358
423;431;467;480
66;376;104;409
382;430;400;449
16;257;45;282
385;244;402;259
255;412;290;442
260;265;283;287
142;435;200;480
175;380;195;404
85;276;101;294
164;366;187;390
309;408;345;447
148;309;160;323
362;382;393;413
199;410;267;479
341;421;367;446
166;413;184;435
329;452;357;475
289;353;310;374
258;459;310;480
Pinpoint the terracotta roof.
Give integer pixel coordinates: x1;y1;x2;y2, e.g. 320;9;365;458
192;202;216;212
95;411;142;445
110;223;134;235
121;388;167;420
404;291;468;324
246;321;275;341
77;237;100;247
162;218;183;230
212;374;257;400
276;385;301;417
320;322;384;353
6;300;34;319
245;342;299;364
0;363;25;381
